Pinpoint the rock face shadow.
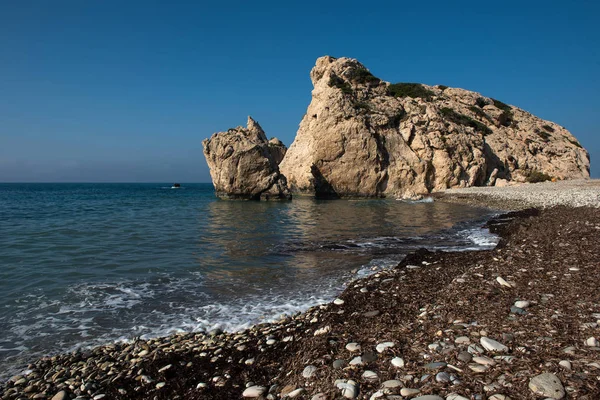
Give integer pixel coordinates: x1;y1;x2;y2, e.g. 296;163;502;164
310;164;339;199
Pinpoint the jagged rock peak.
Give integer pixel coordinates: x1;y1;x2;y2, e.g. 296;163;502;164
279;55;589;199
202;117;291;201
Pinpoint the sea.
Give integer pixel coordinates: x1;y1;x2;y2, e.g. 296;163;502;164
0;183;498;380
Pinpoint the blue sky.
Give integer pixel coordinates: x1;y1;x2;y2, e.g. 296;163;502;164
1;0;598;182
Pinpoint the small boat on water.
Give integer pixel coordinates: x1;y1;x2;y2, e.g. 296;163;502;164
171;183;181;189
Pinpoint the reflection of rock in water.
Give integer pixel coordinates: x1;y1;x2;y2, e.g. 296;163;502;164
198;199;491;292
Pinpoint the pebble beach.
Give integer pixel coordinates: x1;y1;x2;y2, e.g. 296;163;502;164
2;182;600;400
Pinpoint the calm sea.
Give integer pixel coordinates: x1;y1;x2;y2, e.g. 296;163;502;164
0;183;497;379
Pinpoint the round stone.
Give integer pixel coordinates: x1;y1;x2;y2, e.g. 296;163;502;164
362;370;378;381
303;365;317;378
345;342;361;352
457;351;472;363
334;298;345;305
391;357;405;368
528;373;565;399
558;360;572;370
435;371;451;383
381;380;402;388
243;386;267;398
333;359;347;369
514;300;530;308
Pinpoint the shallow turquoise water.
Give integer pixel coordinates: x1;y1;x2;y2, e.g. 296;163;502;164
0;183;496;379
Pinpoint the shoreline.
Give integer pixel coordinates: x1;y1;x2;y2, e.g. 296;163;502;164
434;179;600;210
1;190;599;399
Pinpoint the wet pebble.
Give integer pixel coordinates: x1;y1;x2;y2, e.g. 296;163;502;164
435;372;451;383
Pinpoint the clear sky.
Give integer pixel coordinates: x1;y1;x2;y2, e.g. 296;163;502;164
1;0;598;182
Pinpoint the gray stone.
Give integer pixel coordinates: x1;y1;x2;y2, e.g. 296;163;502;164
311;394;327;400
363;310;380;317
302;365;317;378
333;359;347;369
480;337;508;352
382;380;403;388
457;351;472;363
528;373;565;399
362;351;377;362
423;362;447;370
362;370;378;382
435;372;451;383
413;396;444;400
510;306;527;315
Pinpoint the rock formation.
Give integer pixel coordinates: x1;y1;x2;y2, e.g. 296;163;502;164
267;137;287;165
202;117;291;200
279;56;590;198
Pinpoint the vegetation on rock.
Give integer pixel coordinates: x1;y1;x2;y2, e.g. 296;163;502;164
388;83;435;101
440;107;493;136
347;68;380;85
328;75;353;94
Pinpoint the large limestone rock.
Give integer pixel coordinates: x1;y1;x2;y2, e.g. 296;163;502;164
279;56;590;198
203;117;291;200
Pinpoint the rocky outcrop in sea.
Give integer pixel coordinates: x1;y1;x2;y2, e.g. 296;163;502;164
203;56;589;200
280;56;590;198
202;116;291;200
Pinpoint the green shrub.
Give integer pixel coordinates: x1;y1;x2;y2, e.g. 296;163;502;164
475;97;487;108
526;170;552;183
535;129;551;141
328;75;353;94
347;68;380;85
388;83;435;101
568;138;583;148
439;107;493;136
542;124;555;132
492;98;511;112
437;85;448;91
468;105;493;122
